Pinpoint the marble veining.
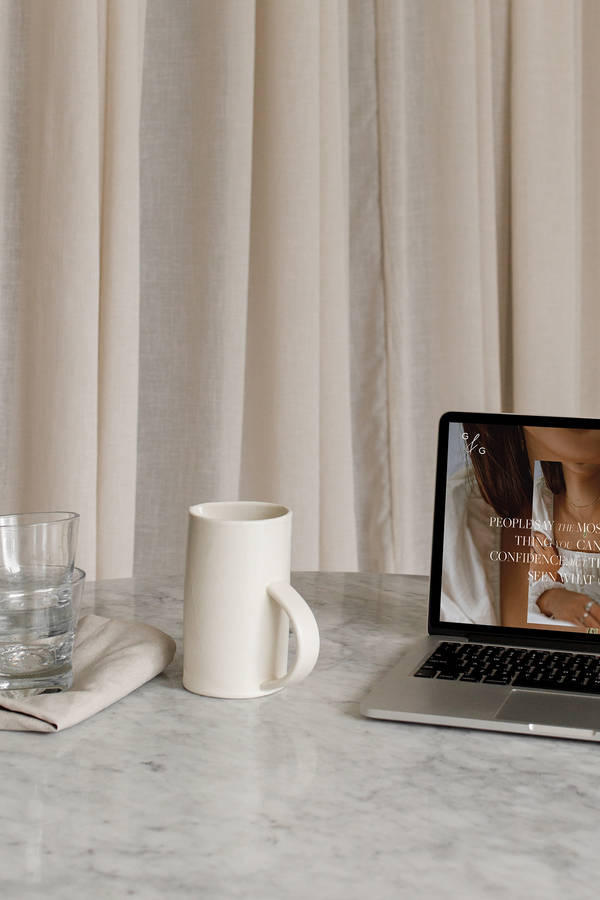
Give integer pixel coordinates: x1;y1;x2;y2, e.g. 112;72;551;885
1;572;599;898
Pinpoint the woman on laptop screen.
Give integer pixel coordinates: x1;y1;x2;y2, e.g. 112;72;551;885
441;423;600;632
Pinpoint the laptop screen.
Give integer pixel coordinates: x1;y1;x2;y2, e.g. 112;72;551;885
430;413;600;641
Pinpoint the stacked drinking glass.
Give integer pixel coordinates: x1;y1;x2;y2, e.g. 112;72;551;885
0;512;84;696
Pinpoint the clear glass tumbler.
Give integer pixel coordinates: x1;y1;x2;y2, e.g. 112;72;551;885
0;566;85;696
0;511;79;589
0;512;82;695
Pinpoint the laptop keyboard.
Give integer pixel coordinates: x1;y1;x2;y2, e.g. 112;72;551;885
415;641;600;694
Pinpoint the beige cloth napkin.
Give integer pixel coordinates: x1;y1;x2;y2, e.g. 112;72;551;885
0;614;176;732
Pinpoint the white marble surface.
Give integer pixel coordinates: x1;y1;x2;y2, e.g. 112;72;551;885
2;572;600;898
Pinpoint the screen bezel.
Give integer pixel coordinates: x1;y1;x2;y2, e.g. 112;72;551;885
428;411;600;650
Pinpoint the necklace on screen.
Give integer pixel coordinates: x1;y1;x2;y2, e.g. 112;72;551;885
564;494;600;539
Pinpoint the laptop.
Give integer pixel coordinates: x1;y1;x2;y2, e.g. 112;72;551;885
360;411;600;741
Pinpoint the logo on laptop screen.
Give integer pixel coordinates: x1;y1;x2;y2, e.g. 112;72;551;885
462;432;486;455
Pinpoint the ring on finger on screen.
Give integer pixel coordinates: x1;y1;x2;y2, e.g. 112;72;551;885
584;610;600;629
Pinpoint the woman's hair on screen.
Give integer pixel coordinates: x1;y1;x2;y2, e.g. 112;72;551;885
461;423;565;518
540;460;566;494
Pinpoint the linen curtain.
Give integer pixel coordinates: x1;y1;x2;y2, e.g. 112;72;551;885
0;0;595;581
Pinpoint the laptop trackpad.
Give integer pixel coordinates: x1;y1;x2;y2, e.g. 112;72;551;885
496;690;600;732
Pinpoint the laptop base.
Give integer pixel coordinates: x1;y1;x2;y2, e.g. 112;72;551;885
360;636;600;742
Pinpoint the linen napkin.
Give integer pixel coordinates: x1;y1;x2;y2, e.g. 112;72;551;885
0;614;176;732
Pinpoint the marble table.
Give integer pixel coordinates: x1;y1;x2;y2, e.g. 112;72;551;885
2;572;599;899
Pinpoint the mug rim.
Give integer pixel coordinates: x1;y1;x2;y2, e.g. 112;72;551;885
189;501;290;523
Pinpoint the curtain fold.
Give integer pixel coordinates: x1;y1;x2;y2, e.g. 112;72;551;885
1;0;598;580
511;0;581;415
373;0;503;573
0;0;145;580
348;0;394;572
9;1;103;577
97;0;146;579
580;0;600;415
135;0;255;578
239;0;322;566
319;0;358;570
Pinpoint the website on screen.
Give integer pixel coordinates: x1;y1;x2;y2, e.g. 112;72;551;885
441;422;600;633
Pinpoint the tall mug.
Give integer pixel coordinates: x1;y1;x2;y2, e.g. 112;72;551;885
183;502;320;698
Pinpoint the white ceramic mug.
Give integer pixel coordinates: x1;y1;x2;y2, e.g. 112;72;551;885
183;501;320;698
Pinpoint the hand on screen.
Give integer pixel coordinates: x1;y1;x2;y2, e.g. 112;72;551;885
537;588;600;628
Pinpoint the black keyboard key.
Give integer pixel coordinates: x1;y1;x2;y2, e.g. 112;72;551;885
415;666;437;678
513;672;545;687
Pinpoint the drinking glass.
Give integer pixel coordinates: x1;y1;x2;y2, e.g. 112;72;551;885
0;512;82;696
0;511;79;589
0;567;85;696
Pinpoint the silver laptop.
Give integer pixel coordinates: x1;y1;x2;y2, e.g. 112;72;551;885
361;411;600;741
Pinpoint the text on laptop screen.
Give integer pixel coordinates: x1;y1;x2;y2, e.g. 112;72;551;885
442;421;600;634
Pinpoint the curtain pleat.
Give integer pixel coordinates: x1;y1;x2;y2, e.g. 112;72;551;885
373;0;502;573
135;0;255;578
580;0;600;415
97;0;146;579
14;1;101;576
511;0;581;415
0;2;27;521
239;0;321;568
319;0;358;570
348;0;394;572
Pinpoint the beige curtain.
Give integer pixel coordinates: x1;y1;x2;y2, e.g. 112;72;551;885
0;0;596;580
0;0;145;580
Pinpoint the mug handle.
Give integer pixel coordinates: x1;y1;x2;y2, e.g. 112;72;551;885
260;581;320;691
